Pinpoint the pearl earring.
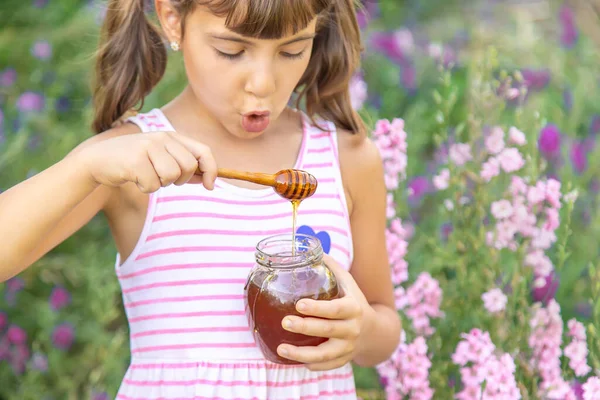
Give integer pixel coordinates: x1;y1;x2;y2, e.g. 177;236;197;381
170;41;180;51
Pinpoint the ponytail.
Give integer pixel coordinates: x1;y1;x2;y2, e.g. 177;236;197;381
295;0;366;135
92;0;167;134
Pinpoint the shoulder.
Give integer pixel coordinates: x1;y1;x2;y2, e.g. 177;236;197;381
72;121;143;154
336;128;386;216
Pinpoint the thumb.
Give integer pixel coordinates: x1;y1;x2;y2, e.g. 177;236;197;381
322;254;353;292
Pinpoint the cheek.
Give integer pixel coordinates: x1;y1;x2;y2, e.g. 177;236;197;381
183;49;238;106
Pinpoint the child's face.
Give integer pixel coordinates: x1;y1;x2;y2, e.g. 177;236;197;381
162;5;317;139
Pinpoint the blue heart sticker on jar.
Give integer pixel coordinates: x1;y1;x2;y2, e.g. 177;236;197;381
296;225;331;254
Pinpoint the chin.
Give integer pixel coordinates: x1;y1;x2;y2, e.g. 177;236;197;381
231;125;268;140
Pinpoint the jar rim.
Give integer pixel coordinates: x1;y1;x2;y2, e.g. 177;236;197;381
255;234;323;269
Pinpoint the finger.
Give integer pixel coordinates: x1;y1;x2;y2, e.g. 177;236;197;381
305;356;354;372
282;315;360;340
277;338;354;365
134;155;162;193
169;132;218;190
164;140;200;186
296;296;361;320
147;145;182;187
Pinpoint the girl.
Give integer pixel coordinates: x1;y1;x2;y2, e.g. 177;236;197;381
0;0;401;398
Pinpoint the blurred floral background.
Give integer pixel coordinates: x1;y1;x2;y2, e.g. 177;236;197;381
2;0;600;399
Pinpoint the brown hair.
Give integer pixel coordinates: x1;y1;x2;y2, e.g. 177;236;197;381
92;0;365;135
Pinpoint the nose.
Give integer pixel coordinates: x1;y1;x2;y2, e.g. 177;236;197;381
244;60;277;99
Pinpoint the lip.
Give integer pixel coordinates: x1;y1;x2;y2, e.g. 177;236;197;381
243;110;271;117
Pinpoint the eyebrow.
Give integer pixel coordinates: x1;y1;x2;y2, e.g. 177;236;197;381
209;33;316;46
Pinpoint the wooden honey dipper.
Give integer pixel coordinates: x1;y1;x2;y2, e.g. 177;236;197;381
198;168;318;201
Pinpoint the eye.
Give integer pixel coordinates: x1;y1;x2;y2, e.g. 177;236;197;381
215;49;244;60
281;50;306;60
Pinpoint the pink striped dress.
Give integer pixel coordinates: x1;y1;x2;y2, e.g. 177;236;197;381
114;108;358;399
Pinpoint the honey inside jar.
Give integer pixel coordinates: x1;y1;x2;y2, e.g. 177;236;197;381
244;234;342;364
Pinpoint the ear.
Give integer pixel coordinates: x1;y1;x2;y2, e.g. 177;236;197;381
154;0;183;44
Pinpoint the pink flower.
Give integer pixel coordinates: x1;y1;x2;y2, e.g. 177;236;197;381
565;319;592;377
31;40;52;60
510;176;528;196
49;286;71;311
387;218;409;286
528;181;547;205
529;300;573;397
433;168;450;190
545;208;560;231
52;323;75;351
508;127;527;146
0;68;17;87
481;157;500;182
399;273;444;336
377;333;434;399
485;126;505;154
449;143;472;166
16;92;45;113
497;148;525;173
546;179;562;208
481;288;507;313
568;319;587;341
491;200;513;219
373;118;408;190
349;74;368;110
386;193;396;219
0;312;6;331
583;377;600;400
452;329;520;399
6;325;27;345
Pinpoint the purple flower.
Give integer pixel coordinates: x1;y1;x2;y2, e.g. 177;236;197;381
51;323;75;351
30;352;48;372
55;96;71;113
408;176;429;202
6;277;25;293
6;325;27;345
0;312;6;331
401;62;417;92
440;222;453;242
33;0;49;7
575;302;592;318
49;286;71;311
521;68;551;91
572;380;584;399
9;344;30;375
370;32;406;64
570;140;588;174
92;391;110;400
563;87;573;112
590;178;600;194
559;4;578;48
31;40;52;61
0;68;17;87
531;272;559;305
538;124;562;157
0;337;9;360
16;92;45;113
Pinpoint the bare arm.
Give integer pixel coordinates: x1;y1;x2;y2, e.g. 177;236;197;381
340;132;401;367
0;122;218;282
0;124;138;281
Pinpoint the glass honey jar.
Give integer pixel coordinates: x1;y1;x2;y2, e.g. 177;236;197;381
243;234;343;364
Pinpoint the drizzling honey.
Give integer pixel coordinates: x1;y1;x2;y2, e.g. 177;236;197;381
291;200;300;256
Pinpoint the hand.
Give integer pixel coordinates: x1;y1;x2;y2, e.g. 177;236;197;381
277;254;373;371
79;131;217;193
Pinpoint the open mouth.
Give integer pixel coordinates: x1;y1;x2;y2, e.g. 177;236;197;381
241;111;271;133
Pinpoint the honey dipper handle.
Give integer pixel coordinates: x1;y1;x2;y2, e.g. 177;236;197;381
215;168;277;187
